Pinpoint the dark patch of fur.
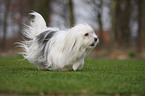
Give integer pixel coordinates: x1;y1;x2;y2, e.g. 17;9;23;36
37;30;56;44
72;40;77;49
36;30;56;61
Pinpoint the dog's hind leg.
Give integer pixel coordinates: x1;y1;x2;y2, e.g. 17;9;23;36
35;63;48;70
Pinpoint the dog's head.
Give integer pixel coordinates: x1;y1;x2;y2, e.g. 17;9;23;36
69;24;99;50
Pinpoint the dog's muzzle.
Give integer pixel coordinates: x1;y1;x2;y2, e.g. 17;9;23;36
90;37;98;47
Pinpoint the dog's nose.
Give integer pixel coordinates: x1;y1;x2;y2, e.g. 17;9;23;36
94;38;98;42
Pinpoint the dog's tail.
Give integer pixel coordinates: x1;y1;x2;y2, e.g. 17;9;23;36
18;12;47;64
24;11;47;39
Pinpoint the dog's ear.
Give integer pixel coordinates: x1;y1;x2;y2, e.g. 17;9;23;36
64;36;77;50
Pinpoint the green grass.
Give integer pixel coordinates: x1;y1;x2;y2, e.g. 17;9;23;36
0;56;145;95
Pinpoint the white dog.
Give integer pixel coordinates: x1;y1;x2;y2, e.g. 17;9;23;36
19;12;99;71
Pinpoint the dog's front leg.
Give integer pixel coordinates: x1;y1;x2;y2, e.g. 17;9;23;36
73;63;80;71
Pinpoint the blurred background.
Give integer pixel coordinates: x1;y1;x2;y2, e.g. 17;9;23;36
0;0;145;59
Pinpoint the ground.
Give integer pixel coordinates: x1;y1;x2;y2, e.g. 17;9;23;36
0;56;145;96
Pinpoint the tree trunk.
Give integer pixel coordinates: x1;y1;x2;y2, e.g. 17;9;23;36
115;0;131;47
0;1;2;49
111;0;117;46
39;0;49;26
137;0;145;52
69;0;74;27
97;0;103;46
121;0;131;47
98;13;103;45
2;0;10;50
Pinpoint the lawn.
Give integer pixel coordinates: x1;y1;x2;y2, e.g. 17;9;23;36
0;56;145;95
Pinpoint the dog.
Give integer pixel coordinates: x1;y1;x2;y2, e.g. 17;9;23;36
19;12;99;71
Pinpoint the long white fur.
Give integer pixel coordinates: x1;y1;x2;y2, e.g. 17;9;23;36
19;12;99;71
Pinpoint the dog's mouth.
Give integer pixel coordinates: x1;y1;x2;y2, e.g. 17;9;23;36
90;43;95;47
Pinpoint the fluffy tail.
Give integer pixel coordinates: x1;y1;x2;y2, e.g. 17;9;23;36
18;12;47;64
24;12;47;39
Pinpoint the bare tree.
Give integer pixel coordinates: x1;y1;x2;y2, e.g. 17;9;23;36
38;0;51;26
112;0;132;47
111;0;117;46
69;0;74;27
0;0;2;48
2;0;10;50
137;0;145;52
92;0;103;46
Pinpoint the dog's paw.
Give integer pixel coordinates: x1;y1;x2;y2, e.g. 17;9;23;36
72;63;80;71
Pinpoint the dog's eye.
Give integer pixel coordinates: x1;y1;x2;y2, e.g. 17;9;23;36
84;33;89;36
